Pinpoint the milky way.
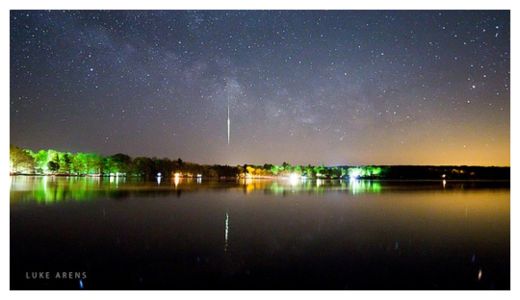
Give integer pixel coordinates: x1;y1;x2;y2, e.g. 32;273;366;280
10;11;510;166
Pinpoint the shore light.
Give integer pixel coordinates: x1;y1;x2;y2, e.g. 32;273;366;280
173;172;181;186
289;173;300;185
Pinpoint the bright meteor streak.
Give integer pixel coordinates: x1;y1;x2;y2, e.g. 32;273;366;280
227;99;230;145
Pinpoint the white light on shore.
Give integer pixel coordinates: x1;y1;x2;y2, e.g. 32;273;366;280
289;173;300;185
349;170;361;180
173;172;181;186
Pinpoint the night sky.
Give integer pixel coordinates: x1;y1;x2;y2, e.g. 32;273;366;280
10;10;510;166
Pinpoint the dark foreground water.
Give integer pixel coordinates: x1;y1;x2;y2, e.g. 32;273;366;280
10;176;509;290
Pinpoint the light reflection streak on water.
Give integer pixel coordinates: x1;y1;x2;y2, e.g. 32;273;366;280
10;176;508;205
316;178;323;188
349;179;382;195
10;176;510;289
42;175;48;204
9;177;384;203
224;212;229;252
173;174;180;187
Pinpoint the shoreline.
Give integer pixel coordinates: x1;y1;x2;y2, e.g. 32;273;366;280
9;174;511;182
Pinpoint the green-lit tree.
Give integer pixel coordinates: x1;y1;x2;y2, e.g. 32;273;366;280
46;152;60;173
33;150;49;174
111;153;132;174
85;153;103;174
10;145;34;173
71;153;87;174
58;153;72;174
47;160;59;173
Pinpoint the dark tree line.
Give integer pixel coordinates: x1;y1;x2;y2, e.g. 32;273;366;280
10;145;510;180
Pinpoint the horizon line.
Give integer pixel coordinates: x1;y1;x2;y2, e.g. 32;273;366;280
11;143;510;168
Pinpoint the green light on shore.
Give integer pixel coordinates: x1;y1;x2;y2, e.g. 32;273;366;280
348;166;384;178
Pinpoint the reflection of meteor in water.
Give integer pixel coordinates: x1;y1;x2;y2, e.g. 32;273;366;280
224;212;229;252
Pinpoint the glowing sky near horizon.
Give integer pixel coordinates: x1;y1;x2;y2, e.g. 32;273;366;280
10;11;510;166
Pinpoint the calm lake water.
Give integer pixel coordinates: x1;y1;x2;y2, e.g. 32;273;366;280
10;176;510;290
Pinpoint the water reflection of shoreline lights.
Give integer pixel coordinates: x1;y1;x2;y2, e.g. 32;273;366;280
349;179;382;195
242;179;268;194
14;176;507;205
11;176;104;204
109;174;126;188
316;179;323;188
238;178;386;195
108;174;120;186
43;175;50;204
